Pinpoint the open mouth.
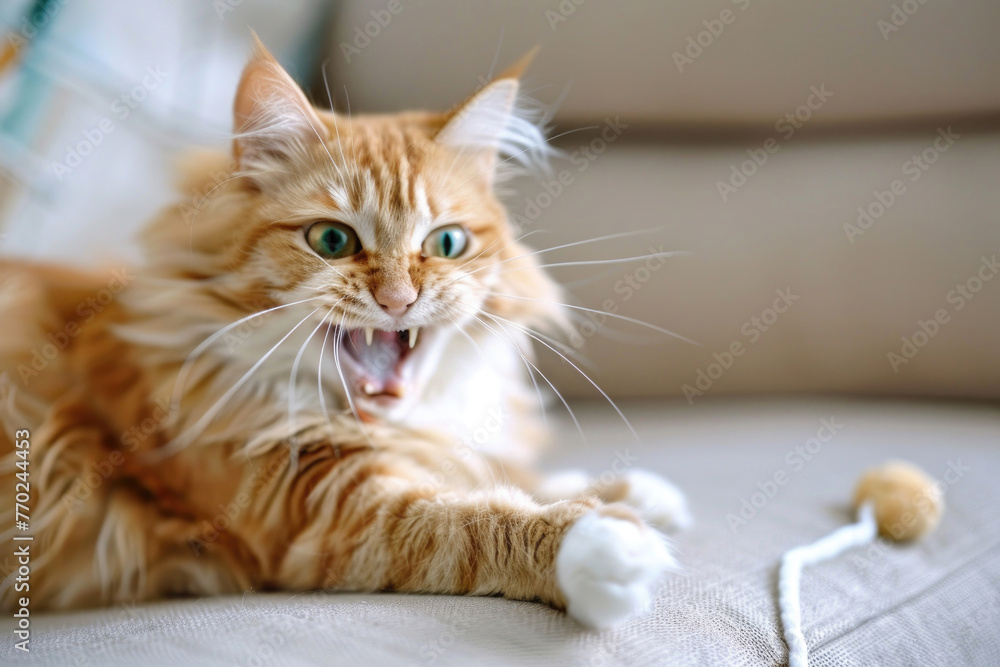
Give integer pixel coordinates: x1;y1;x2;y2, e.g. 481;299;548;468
336;326;428;404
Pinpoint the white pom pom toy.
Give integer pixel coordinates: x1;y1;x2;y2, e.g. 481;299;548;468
778;460;944;667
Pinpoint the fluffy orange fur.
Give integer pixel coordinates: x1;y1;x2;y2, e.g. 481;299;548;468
0;39;671;617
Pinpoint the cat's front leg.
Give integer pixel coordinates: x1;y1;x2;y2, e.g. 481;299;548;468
280;453;676;629
554;504;676;628
537;468;693;532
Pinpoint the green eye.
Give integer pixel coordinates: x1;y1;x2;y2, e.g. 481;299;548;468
306;221;361;259
423;224;468;259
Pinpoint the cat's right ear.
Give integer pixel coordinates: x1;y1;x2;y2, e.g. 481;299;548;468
435;48;548;186
232;34;328;168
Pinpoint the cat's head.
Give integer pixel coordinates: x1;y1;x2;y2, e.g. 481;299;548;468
154;38;564;422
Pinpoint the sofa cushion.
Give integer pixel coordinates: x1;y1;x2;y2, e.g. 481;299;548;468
4;398;998;665
513;127;1000;401
328;0;1000;125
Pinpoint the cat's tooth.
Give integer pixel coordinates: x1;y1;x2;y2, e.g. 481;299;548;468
364;327;374;346
363;382;377;396
408;328;419;349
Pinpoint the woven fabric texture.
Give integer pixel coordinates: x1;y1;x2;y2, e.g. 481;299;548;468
3;398;998;666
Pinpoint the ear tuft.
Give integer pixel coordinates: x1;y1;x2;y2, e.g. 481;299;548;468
436;49;551;185
232;33;328;169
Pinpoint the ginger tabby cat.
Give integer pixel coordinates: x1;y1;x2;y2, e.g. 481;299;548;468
0;38;689;629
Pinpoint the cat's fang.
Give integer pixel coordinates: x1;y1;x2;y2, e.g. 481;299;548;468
365;327;374;346
408;328;419;349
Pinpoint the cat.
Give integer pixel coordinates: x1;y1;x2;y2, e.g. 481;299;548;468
0;37;689;629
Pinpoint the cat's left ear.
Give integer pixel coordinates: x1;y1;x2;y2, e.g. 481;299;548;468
232;33;328;168
435;49;546;185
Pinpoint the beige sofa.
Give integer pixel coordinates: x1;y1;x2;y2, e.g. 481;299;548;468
6;400;999;665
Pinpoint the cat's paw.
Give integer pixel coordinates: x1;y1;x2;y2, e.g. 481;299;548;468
536;470;591;501
556;507;676;630
616;470;693;533
537;469;692;533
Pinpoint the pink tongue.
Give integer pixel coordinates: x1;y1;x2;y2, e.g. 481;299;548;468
347;330;407;396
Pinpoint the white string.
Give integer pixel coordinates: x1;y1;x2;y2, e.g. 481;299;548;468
778;502;877;667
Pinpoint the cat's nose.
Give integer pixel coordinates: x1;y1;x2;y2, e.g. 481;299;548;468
374;283;418;317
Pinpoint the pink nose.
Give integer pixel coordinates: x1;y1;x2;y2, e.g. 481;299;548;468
374;284;418;316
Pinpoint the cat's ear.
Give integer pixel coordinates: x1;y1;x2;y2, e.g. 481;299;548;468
232;33;328;168
435;49;547;185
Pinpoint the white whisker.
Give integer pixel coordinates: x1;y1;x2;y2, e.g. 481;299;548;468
170;296;326;416
446;313;484;358
456;125;599;190
444;227;670;287
449;313;548;427
316;311;337;433
288;303;342;468
482;311;591;369
331;312;373;447
486;291;701;347
343;85;358;174
167;304;325;453
486;27;505;82
464;308;585;446
559;266;624;290
439;141;472;191
320;58;349;181
194;170;284;213
453;229;549;276
484;311;639;443
497;251;691;273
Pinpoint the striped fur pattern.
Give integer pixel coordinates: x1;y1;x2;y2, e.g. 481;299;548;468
0;40;679;626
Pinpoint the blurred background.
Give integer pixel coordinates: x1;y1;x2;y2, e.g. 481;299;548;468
1;0;998;404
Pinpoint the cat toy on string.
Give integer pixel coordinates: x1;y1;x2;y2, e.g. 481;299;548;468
777;461;944;667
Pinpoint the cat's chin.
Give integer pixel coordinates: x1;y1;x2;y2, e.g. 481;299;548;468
331;323;452;421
